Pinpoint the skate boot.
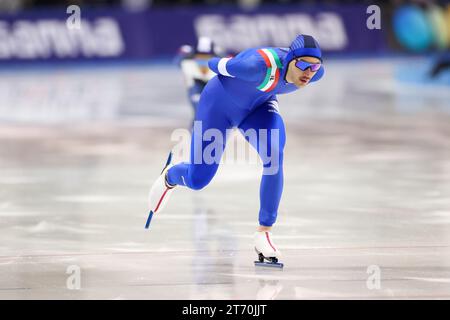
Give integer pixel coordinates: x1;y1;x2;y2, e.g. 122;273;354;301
145;152;176;229
254;231;284;268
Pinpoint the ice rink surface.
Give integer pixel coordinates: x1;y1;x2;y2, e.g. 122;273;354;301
0;58;450;299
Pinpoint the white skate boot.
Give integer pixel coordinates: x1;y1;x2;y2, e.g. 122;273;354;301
145;152;176;229
254;231;283;268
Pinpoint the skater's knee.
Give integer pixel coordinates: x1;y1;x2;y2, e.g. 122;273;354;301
188;172;214;190
270;145;284;160
262;147;284;175
189;179;208;190
261;137;284;167
267;124;286;153
270;137;285;155
187;164;218;190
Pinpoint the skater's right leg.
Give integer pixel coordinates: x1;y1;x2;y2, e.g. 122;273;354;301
238;99;286;230
238;100;286;264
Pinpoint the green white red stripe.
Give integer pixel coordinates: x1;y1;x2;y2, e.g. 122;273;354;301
257;48;282;92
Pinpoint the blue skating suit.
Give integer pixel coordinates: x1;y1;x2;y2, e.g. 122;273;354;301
167;36;324;227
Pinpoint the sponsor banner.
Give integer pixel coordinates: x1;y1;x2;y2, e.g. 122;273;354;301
0;9;149;61
0;5;387;63
192;5;386;55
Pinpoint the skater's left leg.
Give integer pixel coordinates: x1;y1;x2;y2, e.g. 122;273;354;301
166;96;231;191
238;100;286;230
146;86;231;227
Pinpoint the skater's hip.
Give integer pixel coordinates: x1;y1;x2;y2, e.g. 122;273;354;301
197;77;247;123
200;77;275;125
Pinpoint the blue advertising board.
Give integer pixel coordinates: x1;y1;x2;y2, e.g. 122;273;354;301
0;5;387;63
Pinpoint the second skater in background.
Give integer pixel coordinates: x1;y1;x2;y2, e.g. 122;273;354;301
176;37;221;118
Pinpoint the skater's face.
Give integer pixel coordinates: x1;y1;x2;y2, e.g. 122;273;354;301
286;56;321;88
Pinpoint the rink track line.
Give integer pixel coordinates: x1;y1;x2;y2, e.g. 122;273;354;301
1;244;450;260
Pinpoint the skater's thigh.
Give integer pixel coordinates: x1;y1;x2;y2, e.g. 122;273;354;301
189;85;232;169
238;100;286;154
194;79;231;128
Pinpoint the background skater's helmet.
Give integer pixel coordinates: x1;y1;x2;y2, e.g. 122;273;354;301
194;37;217;55
179;37;218;58
284;34;325;82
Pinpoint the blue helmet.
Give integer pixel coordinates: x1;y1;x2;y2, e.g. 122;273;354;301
284;34;324;82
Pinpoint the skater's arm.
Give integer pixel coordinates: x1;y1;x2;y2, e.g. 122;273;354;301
208;53;266;82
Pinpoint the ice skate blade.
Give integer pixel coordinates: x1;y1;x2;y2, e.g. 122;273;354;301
145;210;154;229
254;261;284;269
161;151;173;174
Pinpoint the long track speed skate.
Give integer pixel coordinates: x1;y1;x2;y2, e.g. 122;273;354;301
253;231;284;269
145;152;175;229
